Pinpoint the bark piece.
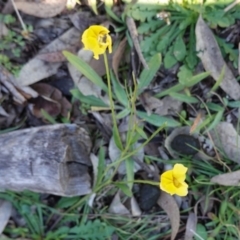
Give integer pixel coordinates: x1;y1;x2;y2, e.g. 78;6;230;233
0;124;92;196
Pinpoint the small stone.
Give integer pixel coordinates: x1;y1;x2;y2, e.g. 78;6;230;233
139;184;161;211
170;134;200;155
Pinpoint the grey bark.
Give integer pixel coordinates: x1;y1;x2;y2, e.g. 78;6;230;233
0;124;92;196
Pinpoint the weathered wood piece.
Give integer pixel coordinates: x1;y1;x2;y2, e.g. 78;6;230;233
0;124;92;196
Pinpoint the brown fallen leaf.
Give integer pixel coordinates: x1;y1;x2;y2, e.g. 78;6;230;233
31;83;71;118
0;66;38;104
126;17;148;69
190;111;204;134
184;212;197;240
37;48;76;63
15;27;81;86
211;170;240;186
196;15;240;100
157;192;180;240
210;122;240;164
15;0;67;18
112;37;127;80
139;92;182;116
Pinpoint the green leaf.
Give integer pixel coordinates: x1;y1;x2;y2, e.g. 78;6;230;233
105;0;123;23
114;182;133;197
111;71;129;107
169;92;199;103
62;51;108;92
56;197;80;209
135;125;148;139
70;88;108;107
195;224;208;240
116;108;131;119
203;110;224;134
155;83;185;98
157;22;178;52
178;65;193;85
96;147;106;187
179;69;210;87
41;109;57;124
227;101;240;108
205;102;224;112
164;46;178;69
173;36;186;61
113;125;123;150
185;71;210;87
186;24;198;69
138;53;162;94
125;158;134;191
136;111;181;128
68;219;115;239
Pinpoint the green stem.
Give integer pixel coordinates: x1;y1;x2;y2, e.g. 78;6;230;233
103;52;123;149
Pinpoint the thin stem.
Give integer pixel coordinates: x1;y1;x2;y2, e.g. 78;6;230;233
103;52;123;150
10;0;28;33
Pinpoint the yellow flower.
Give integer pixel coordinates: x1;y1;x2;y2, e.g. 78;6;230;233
81;25;112;60
160;163;188;196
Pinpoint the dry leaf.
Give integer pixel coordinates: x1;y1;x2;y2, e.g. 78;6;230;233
210;122;240;164
0;66;38;104
157;192;180;240
15;27;81;86
196;15;240;100
112;37;127;80
0;23;8;38
184;212;197;240
190;112;204;134
0;200;12;234
30;83;71;118
130;196;141;216
109;191;130;215
37;48;76;63
15;0;67;18
211;170;240;186
140;92;182;116
126;17;148;69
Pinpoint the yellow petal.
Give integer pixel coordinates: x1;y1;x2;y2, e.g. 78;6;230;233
173;163;188;181
81;25;112;59
174;182;188;196
160;181;177;195
106;35;112;53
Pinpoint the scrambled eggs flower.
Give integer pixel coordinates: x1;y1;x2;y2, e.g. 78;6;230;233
160;163;188;196
81;25;112;60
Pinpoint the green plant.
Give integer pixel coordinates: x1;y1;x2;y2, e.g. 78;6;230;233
125;0;239;69
0;14;27;74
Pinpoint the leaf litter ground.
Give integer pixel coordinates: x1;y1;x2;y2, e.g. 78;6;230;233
1;0;240;239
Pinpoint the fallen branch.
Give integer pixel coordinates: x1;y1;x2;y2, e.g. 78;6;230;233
0;124;92;197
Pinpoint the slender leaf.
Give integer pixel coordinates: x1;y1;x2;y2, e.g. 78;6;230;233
138;54;162;94
137;111;181;128
63;51;108;92
125;158;134;191
155;83;185;98
203;110;224;134
111;71;129;107
114;182;133;197
169;92;199;103
71;88;108;107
